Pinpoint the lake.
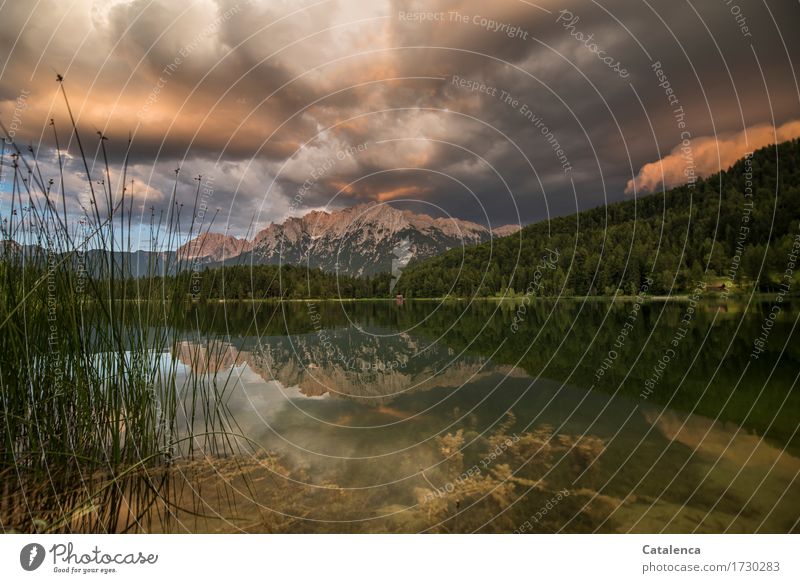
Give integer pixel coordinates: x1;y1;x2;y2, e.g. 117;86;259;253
132;297;800;533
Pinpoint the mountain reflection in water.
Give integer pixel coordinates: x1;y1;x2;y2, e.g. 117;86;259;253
144;299;800;533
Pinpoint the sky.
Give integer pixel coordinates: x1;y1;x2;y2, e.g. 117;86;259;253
1;0;799;242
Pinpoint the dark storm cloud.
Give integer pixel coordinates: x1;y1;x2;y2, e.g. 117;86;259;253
0;0;798;234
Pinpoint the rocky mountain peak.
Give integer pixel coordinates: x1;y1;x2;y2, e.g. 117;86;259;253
181;204;520;276
176;232;253;262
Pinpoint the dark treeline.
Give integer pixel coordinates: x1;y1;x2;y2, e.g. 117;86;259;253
396;139;800;298
126;264;393;300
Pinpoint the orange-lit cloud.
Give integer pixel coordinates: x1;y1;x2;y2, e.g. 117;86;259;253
376;185;429;201
626;119;800;194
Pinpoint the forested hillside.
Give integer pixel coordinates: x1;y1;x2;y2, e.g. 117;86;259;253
396;139;800;297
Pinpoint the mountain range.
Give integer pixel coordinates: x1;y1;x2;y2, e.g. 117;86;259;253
177;203;520;277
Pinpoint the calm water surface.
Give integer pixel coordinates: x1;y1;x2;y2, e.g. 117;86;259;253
151;299;800;533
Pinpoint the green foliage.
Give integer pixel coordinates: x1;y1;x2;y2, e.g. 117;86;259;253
132;264;393;300
396;139;800;297
0;79;255;533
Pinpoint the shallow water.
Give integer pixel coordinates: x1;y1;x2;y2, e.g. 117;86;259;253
144;298;800;533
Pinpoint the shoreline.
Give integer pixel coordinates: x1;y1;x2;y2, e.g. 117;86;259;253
152;292;795;303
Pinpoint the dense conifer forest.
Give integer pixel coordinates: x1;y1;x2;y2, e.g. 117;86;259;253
395;139;800;298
